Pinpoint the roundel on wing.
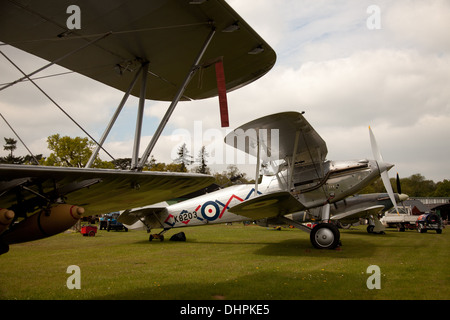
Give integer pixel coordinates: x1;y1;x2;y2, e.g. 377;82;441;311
201;201;220;221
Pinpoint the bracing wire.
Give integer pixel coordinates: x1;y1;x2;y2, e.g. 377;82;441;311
0;112;40;165
0;50;116;163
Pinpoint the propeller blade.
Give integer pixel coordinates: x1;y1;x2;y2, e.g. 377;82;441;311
381;171;400;215
396;172;409;213
369;126;399;214
396;173;402;194
369;126;383;162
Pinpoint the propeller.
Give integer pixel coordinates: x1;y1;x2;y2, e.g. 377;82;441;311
396;172;409;212
369;126;400;214
396;173;402;195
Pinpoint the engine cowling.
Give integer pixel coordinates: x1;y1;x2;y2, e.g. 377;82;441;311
2;204;84;244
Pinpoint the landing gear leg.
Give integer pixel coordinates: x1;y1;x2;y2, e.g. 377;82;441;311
310;223;340;249
149;228;171;242
367;215;385;234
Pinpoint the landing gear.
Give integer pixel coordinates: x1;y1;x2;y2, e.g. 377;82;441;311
367;216;386;234
310;223;340;249
148;228;171;242
149;234;164;242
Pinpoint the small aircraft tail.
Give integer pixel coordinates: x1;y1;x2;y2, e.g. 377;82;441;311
118;202;169;230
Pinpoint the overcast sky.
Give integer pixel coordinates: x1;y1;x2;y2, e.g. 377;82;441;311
1;0;449;183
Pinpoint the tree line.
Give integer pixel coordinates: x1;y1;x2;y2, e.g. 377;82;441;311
360;173;450;198
1;135;449;197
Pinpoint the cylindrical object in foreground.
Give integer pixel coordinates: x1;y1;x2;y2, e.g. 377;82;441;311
0;208;15;235
2;204;84;244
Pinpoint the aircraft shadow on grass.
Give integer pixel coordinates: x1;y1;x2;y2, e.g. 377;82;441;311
129;231;376;258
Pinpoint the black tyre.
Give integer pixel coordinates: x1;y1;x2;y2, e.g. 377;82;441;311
310;223;340;249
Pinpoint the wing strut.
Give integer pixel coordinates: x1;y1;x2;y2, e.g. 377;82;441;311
131;62;150;169
288;130;301;190
86;63;145;168
254;131;261;196
136;27;217;170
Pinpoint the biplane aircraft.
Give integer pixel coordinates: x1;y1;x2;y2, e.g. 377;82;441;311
0;0;276;254
119;111;404;249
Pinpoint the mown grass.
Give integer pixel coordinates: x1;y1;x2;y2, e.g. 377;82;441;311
0;224;448;300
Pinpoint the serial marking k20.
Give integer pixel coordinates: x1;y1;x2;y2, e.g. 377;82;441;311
120;111;403;249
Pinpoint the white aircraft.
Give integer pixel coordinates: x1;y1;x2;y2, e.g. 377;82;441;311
119;111;403;249
0;0;276;254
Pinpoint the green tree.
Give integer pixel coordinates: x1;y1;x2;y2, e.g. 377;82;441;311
400;174;435;197
433;179;450;197
360;173;440;197
43;134;113;168
1;137;23;164
3;137;17;157
195;146;210;174
111;158;132;170
174;143;192;172
213;164;249;187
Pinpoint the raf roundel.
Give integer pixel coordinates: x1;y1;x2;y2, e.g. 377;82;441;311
201;201;220;221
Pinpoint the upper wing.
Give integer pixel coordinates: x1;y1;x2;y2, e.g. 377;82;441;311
0;0;276;101
228;191;306;220
0;164;215;216
224;112;328;164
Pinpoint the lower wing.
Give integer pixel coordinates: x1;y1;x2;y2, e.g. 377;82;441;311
228;191;306;220
0;164;214;247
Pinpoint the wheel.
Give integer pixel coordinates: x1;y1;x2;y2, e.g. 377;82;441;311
88;230;95;237
310;223;340;249
149;234;164;241
417;224;426;233
367;225;374;233
436;229;442;234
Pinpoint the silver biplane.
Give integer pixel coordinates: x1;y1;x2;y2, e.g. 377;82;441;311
119;112;405;249
0;0;276;254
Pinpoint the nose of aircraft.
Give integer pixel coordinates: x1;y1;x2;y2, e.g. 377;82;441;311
385;162;394;171
399;193;409;202
377;161;394;173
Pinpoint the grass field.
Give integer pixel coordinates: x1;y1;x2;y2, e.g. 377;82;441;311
0;223;448;300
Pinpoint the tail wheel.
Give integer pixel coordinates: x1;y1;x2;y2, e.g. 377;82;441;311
310;223;340;249
149;234;164;242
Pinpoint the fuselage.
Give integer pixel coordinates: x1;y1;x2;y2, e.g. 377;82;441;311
134;159;383;231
